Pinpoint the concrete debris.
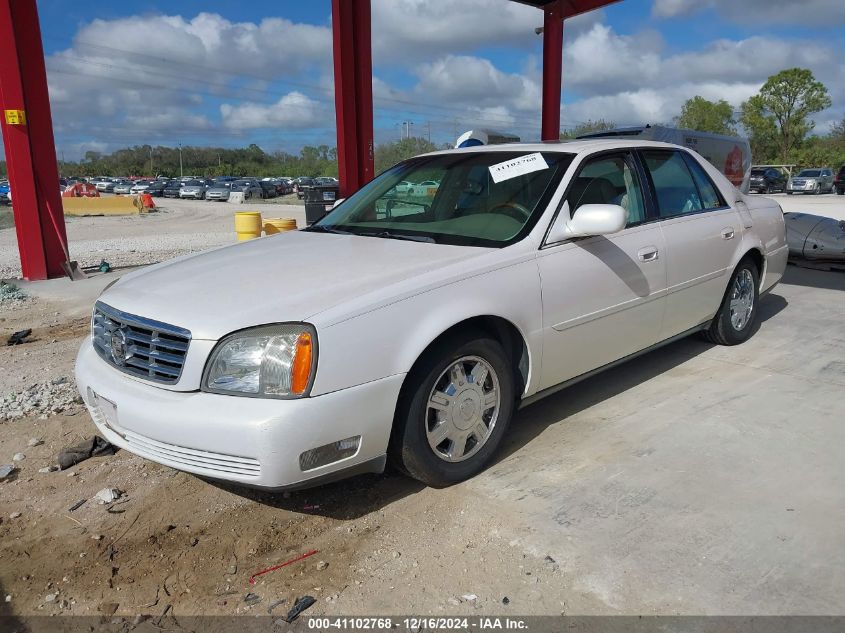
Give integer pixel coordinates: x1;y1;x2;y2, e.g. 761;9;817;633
0;377;82;422
39;466;58;474
9;512;21;519
12;453;25;461
0;464;16;480
28;438;44;447
44;593;58;603
316;560;328;570
0;282;28;309
95;488;122;504
461;594;478;603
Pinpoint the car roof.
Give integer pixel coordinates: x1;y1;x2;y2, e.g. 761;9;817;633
421;138;689;158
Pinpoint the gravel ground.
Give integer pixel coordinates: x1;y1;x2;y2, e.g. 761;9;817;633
0;197;306;280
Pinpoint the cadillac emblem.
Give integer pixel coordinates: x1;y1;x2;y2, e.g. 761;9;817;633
109;327;130;366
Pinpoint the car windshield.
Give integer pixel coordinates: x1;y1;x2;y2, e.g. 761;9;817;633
233;180;252;186
184;180;203;186
798;170;821;177
311;151;573;247
212;182;232;189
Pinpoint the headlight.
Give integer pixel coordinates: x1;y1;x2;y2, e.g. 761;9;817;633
203;324;317;398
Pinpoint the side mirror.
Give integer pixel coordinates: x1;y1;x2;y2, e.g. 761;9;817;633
332;198;345;209
547;201;628;242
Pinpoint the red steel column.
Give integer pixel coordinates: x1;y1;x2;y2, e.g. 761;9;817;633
541;1;564;141
0;0;68;280
332;0;375;199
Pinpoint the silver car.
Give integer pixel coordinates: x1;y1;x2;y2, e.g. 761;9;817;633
179;179;211;199
130;180;152;194
112;181;134;195
205;182;233;201
787;168;834;194
229;179;263;200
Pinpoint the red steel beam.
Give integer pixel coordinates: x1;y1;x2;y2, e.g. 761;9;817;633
0;0;68;280
541;2;565;141
540;0;620;141
332;0;375;199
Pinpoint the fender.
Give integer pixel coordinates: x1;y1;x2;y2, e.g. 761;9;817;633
311;258;543;398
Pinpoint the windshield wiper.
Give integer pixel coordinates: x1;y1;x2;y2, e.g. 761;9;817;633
304;225;353;235
356;230;436;243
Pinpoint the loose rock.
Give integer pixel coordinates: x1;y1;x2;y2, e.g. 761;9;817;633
28;438;44;447
12;453;25;462
9;512;21;519
316;560;329;571
95;488;122;504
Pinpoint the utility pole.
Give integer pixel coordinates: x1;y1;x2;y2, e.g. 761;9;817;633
149;146;153;176
426;121;431;143
178;143;183;178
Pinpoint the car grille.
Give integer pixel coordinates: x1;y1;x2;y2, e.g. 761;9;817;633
92;302;191;384
121;428;261;478
793;179;805;187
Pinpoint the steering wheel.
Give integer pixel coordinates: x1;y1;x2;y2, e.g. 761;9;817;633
489;201;531;222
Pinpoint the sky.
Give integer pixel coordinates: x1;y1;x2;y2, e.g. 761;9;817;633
11;0;845;160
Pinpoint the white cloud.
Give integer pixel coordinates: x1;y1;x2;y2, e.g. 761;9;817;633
371;0;602;62
220;92;327;130
653;0;845;24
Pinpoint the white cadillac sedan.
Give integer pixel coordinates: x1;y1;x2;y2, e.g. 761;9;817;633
75;140;788;489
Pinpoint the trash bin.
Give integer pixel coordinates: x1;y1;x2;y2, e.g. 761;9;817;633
304;184;340;225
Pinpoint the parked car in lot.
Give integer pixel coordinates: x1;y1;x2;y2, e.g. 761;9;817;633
145;180;170;197
113;181;134;195
76;140;788;490
162;181;184;198
749;167;786;194
259;180;278;199
294;177;315;199
130;180;153;194
787;168;834;194
205;182;233;201
95;179;117;193
179;179;211;199
835;166;845;195
230;179;263;200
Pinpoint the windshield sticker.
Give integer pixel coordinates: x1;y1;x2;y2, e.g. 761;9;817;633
489;152;549;184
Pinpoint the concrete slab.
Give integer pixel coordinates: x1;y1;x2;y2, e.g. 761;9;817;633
467;265;845;614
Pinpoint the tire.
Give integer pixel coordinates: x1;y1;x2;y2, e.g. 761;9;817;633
837;188;844;196
764;184;772;194
390;331;516;487
703;258;760;346
786;191;793;195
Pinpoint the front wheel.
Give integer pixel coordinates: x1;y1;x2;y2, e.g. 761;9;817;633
703;259;760;346
390;332;515;487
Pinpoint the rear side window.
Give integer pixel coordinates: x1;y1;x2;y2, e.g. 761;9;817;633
642;150;702;218
681;153;725;210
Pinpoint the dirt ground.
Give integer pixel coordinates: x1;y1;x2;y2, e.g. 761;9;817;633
0;293;573;620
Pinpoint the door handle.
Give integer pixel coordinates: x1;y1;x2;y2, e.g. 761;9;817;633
637;246;659;262
721;228;735;240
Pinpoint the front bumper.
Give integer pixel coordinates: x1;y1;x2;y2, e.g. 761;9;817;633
75;340;404;489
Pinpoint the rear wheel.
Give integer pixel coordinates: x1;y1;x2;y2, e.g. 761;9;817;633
703;259;760;346
390;332;515;487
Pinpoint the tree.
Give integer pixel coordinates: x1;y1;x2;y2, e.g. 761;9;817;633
675;96;737;135
560;119;615;140
740;68;831;164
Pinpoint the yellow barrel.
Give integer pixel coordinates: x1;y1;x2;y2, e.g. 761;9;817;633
234;211;263;241
264;218;298;235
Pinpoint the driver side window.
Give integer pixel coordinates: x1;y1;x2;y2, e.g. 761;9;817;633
567;154;646;226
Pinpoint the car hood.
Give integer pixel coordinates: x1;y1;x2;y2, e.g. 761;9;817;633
100;230;487;340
